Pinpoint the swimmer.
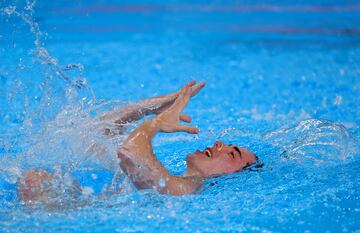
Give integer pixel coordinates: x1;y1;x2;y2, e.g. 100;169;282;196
18;81;259;203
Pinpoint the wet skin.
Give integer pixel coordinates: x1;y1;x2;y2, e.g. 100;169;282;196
18;169;53;203
19;81;258;201
186;141;257;177
119;81;259;195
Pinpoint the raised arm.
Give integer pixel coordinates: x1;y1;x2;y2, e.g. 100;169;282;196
98;82;205;126
118;81;205;196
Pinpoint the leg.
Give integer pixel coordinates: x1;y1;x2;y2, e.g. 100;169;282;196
18;169;82;204
18;169;53;203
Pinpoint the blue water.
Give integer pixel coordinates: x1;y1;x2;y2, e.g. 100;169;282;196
1;0;360;232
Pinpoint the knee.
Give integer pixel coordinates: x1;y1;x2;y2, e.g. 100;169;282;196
18;169;53;203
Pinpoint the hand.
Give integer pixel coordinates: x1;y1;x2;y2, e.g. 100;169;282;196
141;81;205;115
152;81;201;134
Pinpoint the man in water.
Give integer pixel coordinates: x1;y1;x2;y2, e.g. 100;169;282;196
19;81;258;203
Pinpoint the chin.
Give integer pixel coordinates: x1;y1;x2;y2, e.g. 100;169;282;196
185;153;196;165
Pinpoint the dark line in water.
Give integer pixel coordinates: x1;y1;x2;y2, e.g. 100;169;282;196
45;24;360;36
53;4;360;14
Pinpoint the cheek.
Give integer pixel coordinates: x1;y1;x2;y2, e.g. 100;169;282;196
212;157;242;174
187;155;240;176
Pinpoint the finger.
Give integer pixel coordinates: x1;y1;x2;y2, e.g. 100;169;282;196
179;81;196;93
173;80;196;96
190;81;206;97
187;80;196;87
182;80;196;93
177;125;199;134
172;84;192;113
180;114;192;123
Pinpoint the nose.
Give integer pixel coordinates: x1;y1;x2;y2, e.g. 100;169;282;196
214;141;224;151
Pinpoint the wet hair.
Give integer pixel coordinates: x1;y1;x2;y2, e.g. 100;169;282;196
243;154;264;172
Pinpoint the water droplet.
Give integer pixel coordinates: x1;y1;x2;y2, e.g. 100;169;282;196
154;64;162;70
339;68;345;76
158;178;166;187
333;95;342;106
82;187;94;196
3;6;16;15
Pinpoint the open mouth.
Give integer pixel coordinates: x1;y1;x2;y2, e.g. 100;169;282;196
195;148;213;158
204;148;212;157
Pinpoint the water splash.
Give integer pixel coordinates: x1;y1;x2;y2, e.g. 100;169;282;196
263;118;360;165
0;0;126;203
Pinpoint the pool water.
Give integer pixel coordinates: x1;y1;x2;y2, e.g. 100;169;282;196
0;0;360;232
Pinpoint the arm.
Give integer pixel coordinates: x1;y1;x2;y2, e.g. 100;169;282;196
98;95;177;125
88;82;204;164
118;81;205;196
98;82;205;126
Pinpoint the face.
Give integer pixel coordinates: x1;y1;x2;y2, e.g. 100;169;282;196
186;141;257;177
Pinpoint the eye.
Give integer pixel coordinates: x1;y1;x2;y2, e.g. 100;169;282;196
205;149;212;157
234;146;242;159
230;152;235;159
